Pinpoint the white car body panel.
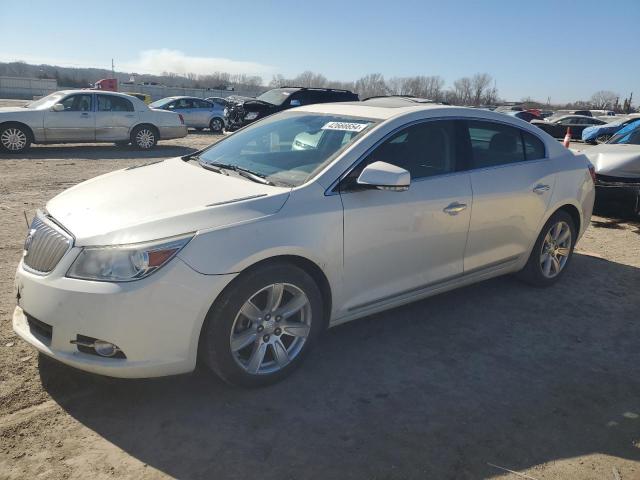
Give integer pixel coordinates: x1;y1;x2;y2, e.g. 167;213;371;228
13;104;595;378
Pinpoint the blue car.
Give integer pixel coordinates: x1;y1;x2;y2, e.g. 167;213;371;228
582;117;640;144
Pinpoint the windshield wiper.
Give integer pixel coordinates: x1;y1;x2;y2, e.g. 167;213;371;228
197;159;275;186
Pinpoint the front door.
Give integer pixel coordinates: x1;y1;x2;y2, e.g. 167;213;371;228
339;120;472;313
43;93;95;142
461;119;555;271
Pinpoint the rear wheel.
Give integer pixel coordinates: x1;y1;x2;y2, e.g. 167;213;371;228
0;124;31;153
131;125;157;150
209;117;224;133
200;263;324;387
517;211;576;287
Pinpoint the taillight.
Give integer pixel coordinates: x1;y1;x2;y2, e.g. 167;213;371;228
178;114;184;125
588;164;597;183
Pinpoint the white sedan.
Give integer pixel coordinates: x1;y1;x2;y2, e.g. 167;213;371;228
0;90;187;153
13;99;595;386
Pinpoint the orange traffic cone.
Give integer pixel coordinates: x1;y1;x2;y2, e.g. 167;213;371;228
563;127;571;148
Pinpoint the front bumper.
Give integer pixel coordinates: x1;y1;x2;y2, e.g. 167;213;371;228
13;253;235;378
595;175;640;210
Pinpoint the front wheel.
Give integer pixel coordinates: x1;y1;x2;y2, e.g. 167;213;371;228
131;125;157;150
517;211;577;287
200;263;324;387
0;124;31;153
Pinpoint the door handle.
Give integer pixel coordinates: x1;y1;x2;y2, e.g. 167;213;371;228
80;112;89;117
533;184;550;194
443;202;468;215
125;114;135;118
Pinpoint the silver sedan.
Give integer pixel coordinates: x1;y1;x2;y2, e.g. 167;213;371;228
0;90;187;153
149;96;227;132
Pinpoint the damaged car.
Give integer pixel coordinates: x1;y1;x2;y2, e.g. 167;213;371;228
585;120;640;215
224;87;358;130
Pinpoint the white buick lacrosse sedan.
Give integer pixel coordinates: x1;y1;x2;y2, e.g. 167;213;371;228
13;97;595;386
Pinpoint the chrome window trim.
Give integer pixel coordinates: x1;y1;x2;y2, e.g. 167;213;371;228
324;115;550;196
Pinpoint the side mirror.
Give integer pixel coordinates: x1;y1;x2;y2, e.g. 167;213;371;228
290;99;301;107
357;161;410;192
52;103;64;112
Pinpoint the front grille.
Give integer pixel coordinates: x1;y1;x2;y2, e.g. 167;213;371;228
26;313;53;346
23;213;72;274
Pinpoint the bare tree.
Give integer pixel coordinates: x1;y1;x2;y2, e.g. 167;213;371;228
292;71;328;88
471;73;492;106
452;77;473;105
386;75;445;100
354;73;389;98
590;90;619;109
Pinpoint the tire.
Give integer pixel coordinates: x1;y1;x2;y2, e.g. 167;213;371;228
131;125;157;150
517;210;577;287
0;124;31;153
200;262;324;387
209;117;224;133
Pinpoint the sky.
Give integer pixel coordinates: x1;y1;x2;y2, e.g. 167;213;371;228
1;0;638;104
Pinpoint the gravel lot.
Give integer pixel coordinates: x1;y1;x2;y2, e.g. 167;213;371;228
0;112;639;479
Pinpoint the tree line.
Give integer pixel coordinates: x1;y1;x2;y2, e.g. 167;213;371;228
0;61;634;112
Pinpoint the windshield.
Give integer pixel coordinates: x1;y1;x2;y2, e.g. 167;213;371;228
149;98;171;108
197;112;377;186
608;120;640;145
256;89;295;106
24;92;66;109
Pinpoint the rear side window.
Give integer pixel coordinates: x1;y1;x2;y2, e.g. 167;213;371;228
466;120;525;168
97;95;134;112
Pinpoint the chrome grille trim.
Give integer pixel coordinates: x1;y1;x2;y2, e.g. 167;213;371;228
23;212;73;275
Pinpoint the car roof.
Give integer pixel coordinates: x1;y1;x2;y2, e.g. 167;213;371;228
296;101;463;120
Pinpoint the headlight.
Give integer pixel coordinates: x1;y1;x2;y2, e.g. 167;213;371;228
245;111;259;120
223;108;228;116
67;235;193;282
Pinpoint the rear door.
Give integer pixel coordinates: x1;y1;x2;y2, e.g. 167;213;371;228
43;93;95;141
461;120;555;272
170;98;196;126
192;99;214;127
95;94;137;141
339;120;472;313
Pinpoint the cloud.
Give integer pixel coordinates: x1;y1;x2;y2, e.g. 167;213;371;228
121;49;275;77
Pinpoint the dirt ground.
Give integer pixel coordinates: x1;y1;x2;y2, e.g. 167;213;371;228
0;128;639;479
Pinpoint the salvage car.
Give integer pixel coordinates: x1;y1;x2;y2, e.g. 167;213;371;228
13;100;595;386
582;116;640;144
224;87;359;130
585;120;640;214
0;90;187;153
505;111;541;122
150;96;226;132
531;115;606;139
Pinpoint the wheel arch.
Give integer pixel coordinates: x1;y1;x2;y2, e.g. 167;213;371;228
555;203;581;234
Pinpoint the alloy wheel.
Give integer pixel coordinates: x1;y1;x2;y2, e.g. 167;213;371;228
135;129;155;149
210;119;223;132
230;283;311;375
539;221;572;278
1;128;27;151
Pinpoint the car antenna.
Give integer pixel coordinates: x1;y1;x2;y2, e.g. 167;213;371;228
23;210;30;230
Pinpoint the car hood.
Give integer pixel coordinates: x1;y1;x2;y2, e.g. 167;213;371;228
46;157;290;246
585;144;640;178
0;106;33;114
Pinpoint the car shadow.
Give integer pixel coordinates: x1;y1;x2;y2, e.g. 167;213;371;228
0;144;197;160
40;253;640;479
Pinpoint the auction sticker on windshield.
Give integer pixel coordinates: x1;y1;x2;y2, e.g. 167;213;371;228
321;121;369;132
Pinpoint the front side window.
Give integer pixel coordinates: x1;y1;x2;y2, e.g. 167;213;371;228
61;94;93;112
466;120;525;168
97;95;134;112
197;112;376;187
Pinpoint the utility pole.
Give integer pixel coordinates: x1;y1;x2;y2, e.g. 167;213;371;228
111;59;115;78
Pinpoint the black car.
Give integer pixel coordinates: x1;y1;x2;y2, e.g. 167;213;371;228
531;115;606;139
225;87;359;130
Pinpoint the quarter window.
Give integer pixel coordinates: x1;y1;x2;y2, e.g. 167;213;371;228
522;131;545;160
97;95;134;112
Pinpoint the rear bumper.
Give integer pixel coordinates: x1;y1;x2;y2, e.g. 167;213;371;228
158;125;188;140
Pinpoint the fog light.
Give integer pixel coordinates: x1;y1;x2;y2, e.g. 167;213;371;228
93;340;119;357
